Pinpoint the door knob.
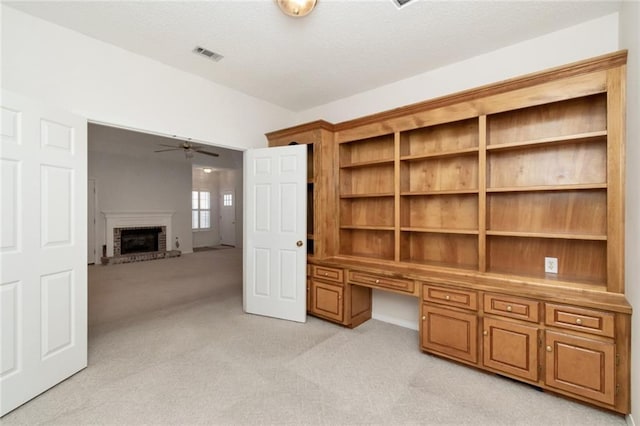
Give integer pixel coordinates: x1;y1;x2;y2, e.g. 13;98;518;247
296;240;303;247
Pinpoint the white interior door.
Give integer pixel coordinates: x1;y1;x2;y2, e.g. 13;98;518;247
243;145;306;323
87;179;96;264
220;190;236;246
0;90;87;416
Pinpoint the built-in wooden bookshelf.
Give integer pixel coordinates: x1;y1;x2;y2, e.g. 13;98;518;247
267;51;630;414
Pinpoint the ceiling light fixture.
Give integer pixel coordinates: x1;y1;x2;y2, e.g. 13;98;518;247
276;0;317;17
203;168;212;174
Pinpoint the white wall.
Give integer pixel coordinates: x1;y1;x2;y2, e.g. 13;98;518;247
192;169;220;248
619;2;639;423
295;14;621;330
1;5;293;151
89;124;194;255
297;13;620;124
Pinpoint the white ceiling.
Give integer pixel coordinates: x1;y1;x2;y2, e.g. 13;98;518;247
7;0;621;111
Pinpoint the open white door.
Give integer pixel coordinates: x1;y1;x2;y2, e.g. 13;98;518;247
1;91;87;416
243;145;306;323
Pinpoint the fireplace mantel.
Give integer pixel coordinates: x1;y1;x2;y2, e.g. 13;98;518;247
103;211;174;257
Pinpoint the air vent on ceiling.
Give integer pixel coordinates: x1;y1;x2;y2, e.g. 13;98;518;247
193;46;224;62
392;0;414;8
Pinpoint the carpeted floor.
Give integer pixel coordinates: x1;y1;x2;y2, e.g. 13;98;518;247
1;249;627;425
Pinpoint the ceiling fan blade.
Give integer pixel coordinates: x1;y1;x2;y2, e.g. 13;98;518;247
154;148;182;153
194;149;219;157
157;143;180;148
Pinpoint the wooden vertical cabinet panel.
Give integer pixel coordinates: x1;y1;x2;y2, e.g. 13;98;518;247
399;118;479;157
486;141;607;189
400;155;479;193
341;197;394;228
310;280;344;323
401;232;479;269
486;94;607;146
482;317;539;382
487;236;607;286
486;190;607;236
340;229;394;260
544;330;615;405
400;194;478;231
265;120;336;259
421;304;478;364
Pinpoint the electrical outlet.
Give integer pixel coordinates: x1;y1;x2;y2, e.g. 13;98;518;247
545;257;558;274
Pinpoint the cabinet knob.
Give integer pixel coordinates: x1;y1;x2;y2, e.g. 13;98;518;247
483;330;488;336
546;345;552;352
324;272;328;276
422;316;426;321
445;295;450;301
576;318;583;325
375;279;380;284
506;305;512;312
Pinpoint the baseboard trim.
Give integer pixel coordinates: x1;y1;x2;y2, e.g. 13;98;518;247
372;313;419;331
627;413;635;426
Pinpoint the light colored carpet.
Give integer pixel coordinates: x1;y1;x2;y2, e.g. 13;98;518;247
2;249;627;425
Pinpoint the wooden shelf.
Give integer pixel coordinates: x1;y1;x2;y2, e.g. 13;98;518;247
340;158;394;169
486;230;607;241
487;130;607;152
341;225;395;231
400;147;478;161
487;184;607;193
401;190;479;196
402;227;479;235
340;192;396;199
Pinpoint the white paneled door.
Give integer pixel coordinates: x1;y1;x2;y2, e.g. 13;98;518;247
243;145;307;323
0;90;87;416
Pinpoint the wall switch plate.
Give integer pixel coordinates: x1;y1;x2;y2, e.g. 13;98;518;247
545;257;558;274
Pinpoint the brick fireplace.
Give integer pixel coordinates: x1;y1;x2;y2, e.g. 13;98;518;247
113;226;166;256
103;211;174;257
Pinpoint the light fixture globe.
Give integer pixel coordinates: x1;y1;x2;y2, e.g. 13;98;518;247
276;0;317;17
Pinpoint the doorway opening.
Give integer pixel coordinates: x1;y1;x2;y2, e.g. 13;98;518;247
87;122;244;331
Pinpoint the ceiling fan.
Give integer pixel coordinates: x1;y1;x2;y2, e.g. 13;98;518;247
154;139;219;159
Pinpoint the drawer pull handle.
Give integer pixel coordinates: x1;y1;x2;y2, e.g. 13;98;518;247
506;306;512;312
546;346;552;352
324;272;328;276
375;279;380;284
483;330;488;336
422;316;426;321
445;295;450;301
576;318;583;325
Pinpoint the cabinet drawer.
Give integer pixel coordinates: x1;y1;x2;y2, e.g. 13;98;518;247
484;293;539;323
349;271;415;294
312;265;343;284
545;304;614;338
423;284;477;311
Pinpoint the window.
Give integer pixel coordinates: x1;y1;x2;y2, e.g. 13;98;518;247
223;193;233;207
192;190;211;229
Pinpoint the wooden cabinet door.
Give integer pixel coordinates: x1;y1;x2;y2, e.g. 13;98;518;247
421;304;478;364
311;280;344;323
306;278;312;313
545;331;615;405
483;317;539;382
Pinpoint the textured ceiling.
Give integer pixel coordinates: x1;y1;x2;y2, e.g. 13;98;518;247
7;1;621;111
